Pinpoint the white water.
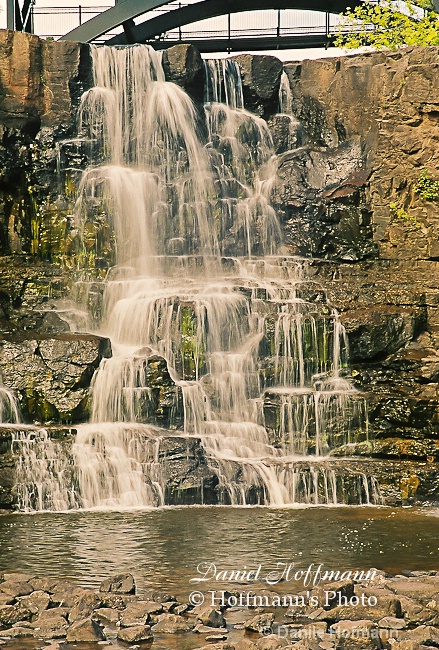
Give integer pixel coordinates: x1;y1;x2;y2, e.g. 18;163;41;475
0;385;20;424
13;48;380;510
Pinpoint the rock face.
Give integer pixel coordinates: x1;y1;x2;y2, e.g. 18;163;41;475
0;333;111;423
233;54;284;117
0;30;439;507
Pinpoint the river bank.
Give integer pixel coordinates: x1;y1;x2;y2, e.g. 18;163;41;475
0;563;438;650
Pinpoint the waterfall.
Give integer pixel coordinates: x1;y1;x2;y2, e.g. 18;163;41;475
13;46;381;510
0;385;20;424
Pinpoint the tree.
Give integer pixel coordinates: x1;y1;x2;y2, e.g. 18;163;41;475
334;1;439;49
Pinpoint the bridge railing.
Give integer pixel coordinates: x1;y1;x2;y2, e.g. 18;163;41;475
31;4;351;42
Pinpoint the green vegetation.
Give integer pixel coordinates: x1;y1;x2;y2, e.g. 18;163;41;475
415;169;439;201
389;201;421;227
335;1;439;50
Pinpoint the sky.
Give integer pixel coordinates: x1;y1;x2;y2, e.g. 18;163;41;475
0;0;356;62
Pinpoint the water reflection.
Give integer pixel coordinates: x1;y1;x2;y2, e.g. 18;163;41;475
0;506;437;598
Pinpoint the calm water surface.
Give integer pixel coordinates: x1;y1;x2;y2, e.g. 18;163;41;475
0;506;438;598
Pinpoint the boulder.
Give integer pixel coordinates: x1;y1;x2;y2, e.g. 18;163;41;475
151;612;193;633
68;591;101;623
244;612;274;634
0;580;33;597
119;600;152;627
0;603;34;626
192;604;225;628
100;573;136;595
341;306;424;362
233;54;283;117
162;44;204;103
116;624;153;643
31;608;69;639
65;617;106;642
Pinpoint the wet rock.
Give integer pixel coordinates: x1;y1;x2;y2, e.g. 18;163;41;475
100;573;136;595
244;612;274;634
324;595;402;623
119;601;153;627
378;616;407;629
99;592;136;609
50;584;85;607
116;624;153;643
31;608;69;639
268;114;303;154
94;607;120;624
68;591;101;622
0;333;111;423
341;306;424;362
65;616;106;642
18;590;50;615
1;573;34;583
162;44;204;104
151;612;193;633
0;626;34;637
0;580;33;597
0;603;34;626
28;577;59;593
399;624;439;645
191;604;225;628
330;619;382;649
233;54;283;117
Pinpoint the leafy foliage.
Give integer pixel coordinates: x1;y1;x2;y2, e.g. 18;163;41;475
415;169;439;201
335;1;439;49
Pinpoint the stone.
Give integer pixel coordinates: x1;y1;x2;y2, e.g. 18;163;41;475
0;603;34;626
341;306;424;362
378;616;407;629
325;596;402;623
330;619;382;649
119;601;152;627
192;604;226;628
68;591;101;622
399;596;439;626
65;617;106;642
1;573;34;583
50;585;86;608
94;607;120;623
29;577;59;593
116;625;153;643
18;590;50;615
233;54;283;117
256;634;290;648
399;624;439;646
99;593;136;609
151;612;193;633
244;612;274;634
100;573;136;595
0;334;111;423
385;577;439;604
31;608;69;639
0;580;33;597
162;44;204;103
1;626;34;638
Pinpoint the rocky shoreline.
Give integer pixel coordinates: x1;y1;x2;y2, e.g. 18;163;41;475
0;569;438;649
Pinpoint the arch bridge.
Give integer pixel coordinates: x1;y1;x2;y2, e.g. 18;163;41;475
59;0;367;51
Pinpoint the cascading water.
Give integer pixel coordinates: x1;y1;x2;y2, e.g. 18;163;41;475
12;47;381;510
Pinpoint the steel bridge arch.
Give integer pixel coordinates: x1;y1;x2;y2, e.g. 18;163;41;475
60;0;364;45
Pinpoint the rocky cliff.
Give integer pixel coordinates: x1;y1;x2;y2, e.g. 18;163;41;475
0;31;438;507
